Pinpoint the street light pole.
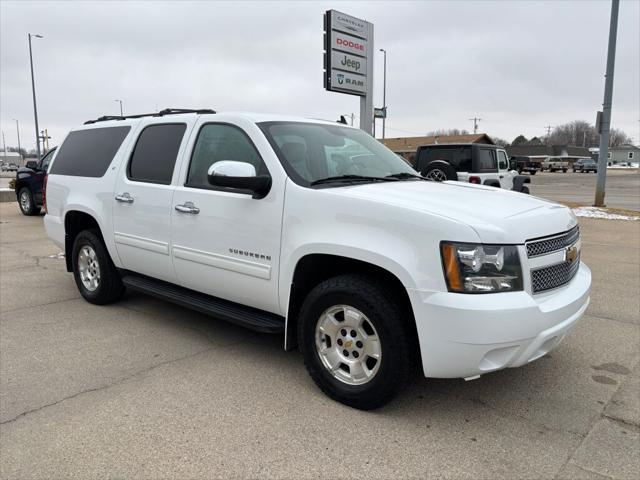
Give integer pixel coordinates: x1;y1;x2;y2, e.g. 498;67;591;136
12;119;22;163
379;48;387;140
594;0;620;207
28;33;43;161
115;99;123;117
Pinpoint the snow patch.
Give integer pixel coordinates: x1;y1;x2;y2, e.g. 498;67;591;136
573;207;639;221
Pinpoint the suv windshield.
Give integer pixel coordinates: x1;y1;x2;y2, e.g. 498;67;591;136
259;121;416;186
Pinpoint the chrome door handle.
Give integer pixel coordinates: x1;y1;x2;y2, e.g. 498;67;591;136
115;192;134;203
175;202;200;214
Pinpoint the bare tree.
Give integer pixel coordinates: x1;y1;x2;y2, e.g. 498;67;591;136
545;120;630;147
490;136;510;147
426;128;470;136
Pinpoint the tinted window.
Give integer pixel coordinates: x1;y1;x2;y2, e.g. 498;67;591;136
419;147;472;172
478;149;496;171
128;124;186;184
50;126;130;177
187;124;266;189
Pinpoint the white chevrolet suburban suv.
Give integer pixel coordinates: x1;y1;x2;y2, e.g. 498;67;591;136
44;108;591;409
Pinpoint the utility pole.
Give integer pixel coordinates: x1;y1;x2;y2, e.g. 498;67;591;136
545;125;553;136
2;131;7;159
595;0;619;207
469;117;482;134
379;48;387;140
28;33;43;161
12;119;22;162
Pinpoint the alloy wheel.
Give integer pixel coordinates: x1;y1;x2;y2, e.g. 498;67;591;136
315;305;382;386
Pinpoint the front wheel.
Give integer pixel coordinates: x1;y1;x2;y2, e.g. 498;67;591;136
72;230;125;305
562;169;567;173
298;275;412;410
18;188;39;216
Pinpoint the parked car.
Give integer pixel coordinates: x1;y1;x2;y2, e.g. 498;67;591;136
541;157;569;172
2;163;19;172
509;156;540;175
572;158;598;173
15;147;57;215
415;143;530;193
44;109;591;409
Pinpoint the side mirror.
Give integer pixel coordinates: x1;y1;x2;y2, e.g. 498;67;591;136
207;160;271;199
25;160;39;170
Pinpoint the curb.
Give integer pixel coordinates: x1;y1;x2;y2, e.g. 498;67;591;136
0;190;16;203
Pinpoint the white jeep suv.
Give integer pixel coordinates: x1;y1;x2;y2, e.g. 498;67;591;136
44;109;591;409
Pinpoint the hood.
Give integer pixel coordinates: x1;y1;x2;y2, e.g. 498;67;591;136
326;180;577;244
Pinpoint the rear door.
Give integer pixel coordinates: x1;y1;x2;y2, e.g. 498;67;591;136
112;120;194;283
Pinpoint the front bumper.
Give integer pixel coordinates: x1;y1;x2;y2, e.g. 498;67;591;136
408;262;591;378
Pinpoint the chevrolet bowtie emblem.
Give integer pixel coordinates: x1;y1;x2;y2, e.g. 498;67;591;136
565;245;579;263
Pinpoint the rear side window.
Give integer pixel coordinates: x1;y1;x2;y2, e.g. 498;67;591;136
50;126;130;177
478;149;496;171
419;147;471;171
128;124;186;184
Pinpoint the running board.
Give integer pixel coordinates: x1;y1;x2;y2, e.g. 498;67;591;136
122;274;285;334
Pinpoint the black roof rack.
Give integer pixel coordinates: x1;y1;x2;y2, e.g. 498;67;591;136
84;108;216;125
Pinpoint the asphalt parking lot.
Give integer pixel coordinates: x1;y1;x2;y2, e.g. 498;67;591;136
528;169;640;211
0;202;638;479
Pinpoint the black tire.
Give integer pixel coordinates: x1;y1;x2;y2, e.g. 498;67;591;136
72;229;125;305
18;187;39;216
521;186;530;194
423;161;457;181
562;169;567;173
530;170;536;175
298;274;413;410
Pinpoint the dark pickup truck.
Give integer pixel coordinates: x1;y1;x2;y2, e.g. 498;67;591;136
15;147;56;215
509;156;540;175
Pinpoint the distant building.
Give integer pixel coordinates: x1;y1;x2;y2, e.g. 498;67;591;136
505;145;591;165
606;145;639;165
0;151;22;165
381;133;494;165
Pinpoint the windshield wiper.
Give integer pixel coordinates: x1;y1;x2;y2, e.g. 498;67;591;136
310;175;398;186
385;172;427;181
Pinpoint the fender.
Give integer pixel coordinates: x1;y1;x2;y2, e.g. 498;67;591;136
512;175;531;192
279;243;418;315
483;179;501;188
63;203;122;269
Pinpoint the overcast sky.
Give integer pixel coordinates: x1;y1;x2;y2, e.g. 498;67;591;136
1;0;639;151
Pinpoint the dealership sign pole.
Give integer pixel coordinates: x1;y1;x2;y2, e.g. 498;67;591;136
324;10;374;135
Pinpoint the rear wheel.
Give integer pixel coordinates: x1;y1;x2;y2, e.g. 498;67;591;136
562;168;567;173
298;274;412;410
72;230;125;305
18;188;39;216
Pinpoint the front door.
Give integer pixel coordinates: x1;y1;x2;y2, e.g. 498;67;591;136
171;121;284;314
497;149;514;190
113;121;191;283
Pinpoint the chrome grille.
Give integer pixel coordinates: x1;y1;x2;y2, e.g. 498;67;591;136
526;226;580;258
531;256;580;293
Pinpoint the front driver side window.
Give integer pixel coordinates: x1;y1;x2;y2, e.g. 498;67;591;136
186;124;266;189
497;151;508;170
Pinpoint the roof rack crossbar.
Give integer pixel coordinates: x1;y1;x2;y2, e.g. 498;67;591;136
84;108;216;124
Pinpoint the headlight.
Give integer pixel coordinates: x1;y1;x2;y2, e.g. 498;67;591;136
440;242;523;293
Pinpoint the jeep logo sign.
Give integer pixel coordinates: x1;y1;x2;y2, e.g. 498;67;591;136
331;51;366;75
324;10;371;98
